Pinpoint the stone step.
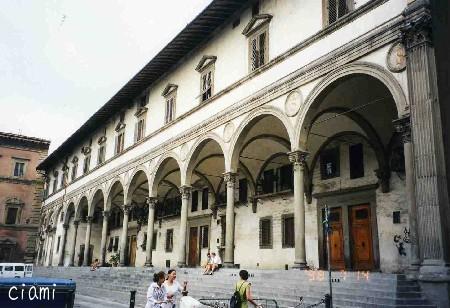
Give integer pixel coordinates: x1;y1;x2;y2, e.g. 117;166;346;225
74;294;128;308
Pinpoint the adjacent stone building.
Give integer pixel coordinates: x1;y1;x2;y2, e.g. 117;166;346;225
0;132;50;263
36;0;449;305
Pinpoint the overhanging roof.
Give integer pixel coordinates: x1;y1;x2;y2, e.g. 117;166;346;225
37;0;249;171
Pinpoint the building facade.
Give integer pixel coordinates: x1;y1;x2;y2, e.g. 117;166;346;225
37;0;448;294
0;132;50;263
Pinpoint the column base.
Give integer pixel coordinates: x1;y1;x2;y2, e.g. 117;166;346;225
177;262;187;268
418;260;450;281
119;262;126;267
144;262;153;267
292;262;308;270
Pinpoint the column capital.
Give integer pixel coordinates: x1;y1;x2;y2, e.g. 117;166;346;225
223;172;237;184
393;115;412;143
401;4;432;49
86;216;94;223
145;197;158;209
102;210;111;218
179;186;192;199
62;223;69;230
122;204;132;215
287;150;308;166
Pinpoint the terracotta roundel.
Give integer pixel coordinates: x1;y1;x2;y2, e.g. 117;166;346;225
285;90;303;117
387;42;406;73
223;122;234;143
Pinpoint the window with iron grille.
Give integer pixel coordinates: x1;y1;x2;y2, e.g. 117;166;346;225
83;155;91;174
200;225;209;249
249;29;268;71
259;217;272;248
201;69;213;102
282;214;294;248
115;132;125;155
98;145;106;165
165;96;175;124
325;0;352;25
165;229;173;252
201;188;209;210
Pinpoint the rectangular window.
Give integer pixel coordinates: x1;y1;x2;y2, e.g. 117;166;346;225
113;237;119;252
165;97;175;124
239;178;248;203
282;215;294;248
201;70;213;102
320;147;340;180
349;143;364;179
201;188;209;210
13;161;25;177
83;155;91;174
326;0;352;25
191;191;199;212
108;238;113;252
259;217;272;249
200;225;209;249
250;30;268;71
152;231;157;250
5;208;18;224
71;163;78;181
165;229;173;252
116;132;125;154
262;169;275;194
136;118;146;142
98;146;106;165
279;164;293;191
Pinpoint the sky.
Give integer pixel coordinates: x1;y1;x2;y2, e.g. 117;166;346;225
0;0;212;153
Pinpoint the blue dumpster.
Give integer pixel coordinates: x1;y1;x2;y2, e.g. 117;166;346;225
0;277;76;308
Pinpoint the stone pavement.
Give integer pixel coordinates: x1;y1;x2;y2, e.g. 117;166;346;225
35;267;437;308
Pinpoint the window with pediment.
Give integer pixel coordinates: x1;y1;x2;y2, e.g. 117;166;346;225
115;112;126;155
81;145;91;175
71;157;78;181
196;56;216;103
134;98;147;143
162;84;177;124
97;135;107;165
242;14;272;72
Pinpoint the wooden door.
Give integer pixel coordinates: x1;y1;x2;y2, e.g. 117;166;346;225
324;207;345;270
350;204;374;270
129;236;137;267
188;227;199;266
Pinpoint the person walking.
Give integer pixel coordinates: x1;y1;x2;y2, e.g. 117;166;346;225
164;269;187;308
145;271;168;308
235;270;262;308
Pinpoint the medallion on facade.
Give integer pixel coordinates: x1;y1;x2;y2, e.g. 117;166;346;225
386;42;406;72
180;143;189;161
223;122;234;143
285;90;303;117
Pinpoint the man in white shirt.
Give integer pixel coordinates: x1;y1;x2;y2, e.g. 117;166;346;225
211;252;222;273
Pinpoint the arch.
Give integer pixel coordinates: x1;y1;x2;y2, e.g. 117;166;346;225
229;106;295;172
64;202;76;224
295;62;408;148
89;188;106;215
185;133;227;187
126;167;150;205
106;179;126;211
75;195;89;220
149;152;183;197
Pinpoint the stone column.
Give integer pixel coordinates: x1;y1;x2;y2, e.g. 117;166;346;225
82;216;93;266
68;220;79;266
58;224;69;266
402;3;450;277
393;115;421;273
119;205;131;267
288;150;308;269
223;172;237;268
99;211;110;266
145;197;157;267
177;186;191;267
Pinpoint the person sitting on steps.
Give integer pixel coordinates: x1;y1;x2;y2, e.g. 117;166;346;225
90;258;100;271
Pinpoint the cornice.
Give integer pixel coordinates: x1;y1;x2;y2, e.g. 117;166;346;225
0;176;39;186
42;12;404;211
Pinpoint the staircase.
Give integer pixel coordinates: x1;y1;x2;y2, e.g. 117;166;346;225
34;267;436;308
